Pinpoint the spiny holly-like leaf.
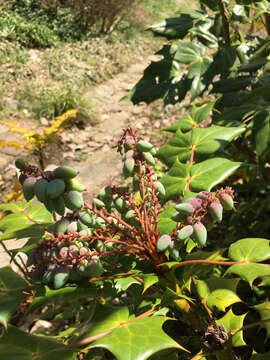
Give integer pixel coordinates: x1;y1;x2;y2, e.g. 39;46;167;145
196;278;241;312
161;288;194;306
225;263;270;286
216;309;246;347
115;277;141;292
158;125;245;166
27;284;97;314
79;305;130;340
0;266;28;327
123;46;187;106
160;158;243;200
141;273;159;294
253;302;270;338
87;316;185;360
228;238;270;262
158;203;177;235
0;326;76;360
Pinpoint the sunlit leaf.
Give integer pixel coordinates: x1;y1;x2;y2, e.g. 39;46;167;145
228;238;270;262
196;278;241;311
216;309;246;347
225;263;270;286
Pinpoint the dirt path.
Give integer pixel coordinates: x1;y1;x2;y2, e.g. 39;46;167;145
47;55;161;197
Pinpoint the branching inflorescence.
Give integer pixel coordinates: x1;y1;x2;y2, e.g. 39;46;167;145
15;126;235;289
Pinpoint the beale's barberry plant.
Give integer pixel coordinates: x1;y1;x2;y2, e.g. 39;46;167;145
1;125;270;360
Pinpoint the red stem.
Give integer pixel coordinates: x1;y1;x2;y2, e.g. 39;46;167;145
175;259;270;267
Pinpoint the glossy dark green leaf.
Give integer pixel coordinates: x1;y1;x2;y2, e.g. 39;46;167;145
228;238;270;262
212;76;253;94
0;266;28;327
88;316;184;360
196;277;241;311
123;45;187;106
0;326;76;360
216;309;246;347
225;263;270;286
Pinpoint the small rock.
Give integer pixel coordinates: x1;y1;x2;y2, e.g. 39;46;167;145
40;117;49;126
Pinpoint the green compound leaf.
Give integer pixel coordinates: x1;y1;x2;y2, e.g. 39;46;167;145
87;316;185;360
196;278;241;312
0;266;28;327
225;263;270;286
228;238;270;262
0;326;76;360
161;158;242;200
253;302;270;338
216;309;246;347
158;125;245;166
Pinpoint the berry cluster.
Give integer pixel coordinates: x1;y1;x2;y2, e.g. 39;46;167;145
15;159;85;215
117;127;165;198
156;189;234;256
28;231;104;289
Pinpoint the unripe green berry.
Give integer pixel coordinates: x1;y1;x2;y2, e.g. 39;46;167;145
192;222;207;247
